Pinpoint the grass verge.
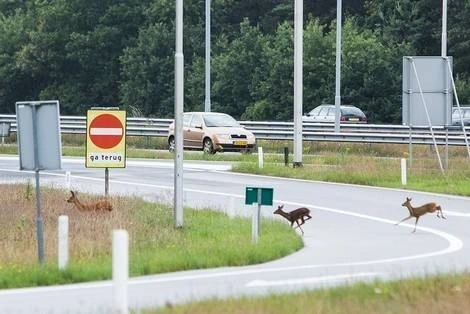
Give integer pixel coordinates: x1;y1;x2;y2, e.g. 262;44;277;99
0;185;302;289
150;273;470;314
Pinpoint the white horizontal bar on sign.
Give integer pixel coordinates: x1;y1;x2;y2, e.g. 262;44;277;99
90;128;123;136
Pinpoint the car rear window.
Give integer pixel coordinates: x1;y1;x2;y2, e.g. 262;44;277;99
341;106;364;116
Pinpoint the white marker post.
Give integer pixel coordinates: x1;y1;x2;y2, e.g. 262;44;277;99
258;146;264;169
58;215;69;270
65;171;71;190
113;229;129;314
228;196;235;218
401;158;407;186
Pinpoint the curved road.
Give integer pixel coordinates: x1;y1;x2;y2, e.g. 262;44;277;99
0;156;469;313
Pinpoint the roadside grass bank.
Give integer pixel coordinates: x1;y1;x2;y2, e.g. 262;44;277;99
0;184;302;289
232;154;470;196
2;140;470;312
150;273;470;314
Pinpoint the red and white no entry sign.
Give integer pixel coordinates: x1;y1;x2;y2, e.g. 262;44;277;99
89;113;124;149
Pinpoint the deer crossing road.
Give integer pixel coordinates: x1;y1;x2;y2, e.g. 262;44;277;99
0;156;469;313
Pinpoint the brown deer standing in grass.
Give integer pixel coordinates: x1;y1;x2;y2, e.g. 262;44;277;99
66;191;113;212
273;204;312;235
396;197;446;233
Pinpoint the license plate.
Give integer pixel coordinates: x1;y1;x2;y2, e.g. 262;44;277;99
234;140;247;146
349;118;359;121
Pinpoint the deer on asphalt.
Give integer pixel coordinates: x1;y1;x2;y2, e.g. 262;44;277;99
396;197;446;233
273;204;312;235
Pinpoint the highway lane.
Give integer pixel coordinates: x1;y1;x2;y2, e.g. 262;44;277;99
0;156;469;313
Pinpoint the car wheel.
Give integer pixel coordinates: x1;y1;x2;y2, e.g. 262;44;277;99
168;136;175;152
203;138;215;154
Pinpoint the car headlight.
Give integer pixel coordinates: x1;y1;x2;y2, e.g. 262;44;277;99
246;133;255;140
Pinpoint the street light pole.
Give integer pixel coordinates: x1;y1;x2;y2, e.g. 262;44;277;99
293;0;303;168
334;0;342;133
205;0;211;112
441;0;447;57
174;0;184;228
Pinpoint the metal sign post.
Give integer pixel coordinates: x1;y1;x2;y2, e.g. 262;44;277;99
0;122;10;145
245;187;273;244
16;101;62;264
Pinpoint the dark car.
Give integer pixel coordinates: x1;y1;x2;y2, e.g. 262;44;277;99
302;104;367;123
451;106;470;126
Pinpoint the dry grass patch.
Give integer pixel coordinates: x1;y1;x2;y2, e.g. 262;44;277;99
0;184;140;266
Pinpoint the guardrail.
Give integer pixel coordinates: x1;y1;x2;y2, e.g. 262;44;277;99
1;114;469;146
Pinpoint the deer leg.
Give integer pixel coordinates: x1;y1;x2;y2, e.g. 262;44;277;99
396;215;412;225
435;206;446;219
412;217;419;233
293;219;301;228
440;209;446;219
295;221;304;235
301;214;312;224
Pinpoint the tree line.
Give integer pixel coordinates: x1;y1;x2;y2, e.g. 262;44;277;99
1;0;469;123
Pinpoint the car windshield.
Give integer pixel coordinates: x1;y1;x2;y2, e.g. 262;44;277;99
204;114;239;127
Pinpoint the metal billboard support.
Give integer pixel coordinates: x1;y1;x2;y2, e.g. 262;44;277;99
403;56;454;174
444;57;470;159
31;105;45;263
409;59;444;173
16;101;62;264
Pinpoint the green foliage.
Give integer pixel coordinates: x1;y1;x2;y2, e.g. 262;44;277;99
247;22;293;121
212;19;267;119
364;0;441;55
119;22;174;117
1;1;470;122
340;19;405;123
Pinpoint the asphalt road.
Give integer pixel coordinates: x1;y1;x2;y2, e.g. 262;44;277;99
0;156;469;313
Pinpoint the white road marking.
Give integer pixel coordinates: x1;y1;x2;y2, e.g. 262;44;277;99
246;272;382;287
0;156;465;294
0;156;232;171
442;210;470;217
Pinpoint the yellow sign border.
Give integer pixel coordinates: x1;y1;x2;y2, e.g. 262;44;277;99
85;109;126;168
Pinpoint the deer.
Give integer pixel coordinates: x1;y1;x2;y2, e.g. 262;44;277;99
396;197;446;233
66;190;113;212
273;204;312;235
